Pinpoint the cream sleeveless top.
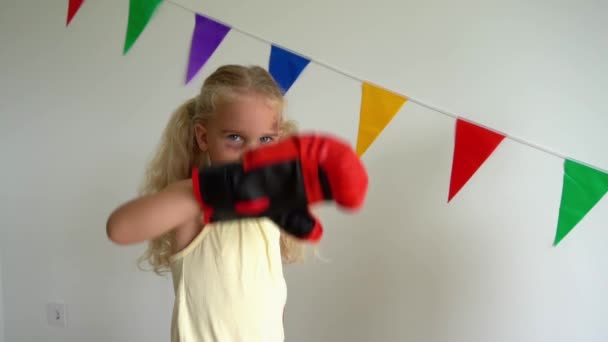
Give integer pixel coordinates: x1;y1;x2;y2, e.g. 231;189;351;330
169;217;287;342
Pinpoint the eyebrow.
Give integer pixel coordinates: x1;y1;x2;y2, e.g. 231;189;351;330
221;130;278;136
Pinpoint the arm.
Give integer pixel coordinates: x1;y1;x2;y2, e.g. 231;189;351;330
106;179;200;245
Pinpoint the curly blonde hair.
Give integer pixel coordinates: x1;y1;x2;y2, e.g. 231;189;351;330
137;64;305;275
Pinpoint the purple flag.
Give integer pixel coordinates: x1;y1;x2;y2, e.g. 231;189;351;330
185;14;231;84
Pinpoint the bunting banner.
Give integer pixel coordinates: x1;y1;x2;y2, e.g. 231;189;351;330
554;160;608;245
185;14;231;84
66;0;84;26
448;119;505;202
64;2;608;248
356;82;407;156
268;45;311;94
123;0;163;54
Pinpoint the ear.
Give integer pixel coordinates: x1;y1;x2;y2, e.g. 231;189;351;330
193;122;209;152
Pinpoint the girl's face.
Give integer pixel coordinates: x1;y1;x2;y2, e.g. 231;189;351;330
194;92;282;166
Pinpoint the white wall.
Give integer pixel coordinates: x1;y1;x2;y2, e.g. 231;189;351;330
0;256;4;342
1;0;606;341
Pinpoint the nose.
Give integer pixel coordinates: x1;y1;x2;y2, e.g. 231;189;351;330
244;140;260;152
238;141;259;160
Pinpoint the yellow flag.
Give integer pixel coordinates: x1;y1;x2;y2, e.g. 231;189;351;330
356;82;407;156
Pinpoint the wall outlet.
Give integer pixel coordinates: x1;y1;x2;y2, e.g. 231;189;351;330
46;302;67;328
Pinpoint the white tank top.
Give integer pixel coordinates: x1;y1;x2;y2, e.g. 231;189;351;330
169;217;287;342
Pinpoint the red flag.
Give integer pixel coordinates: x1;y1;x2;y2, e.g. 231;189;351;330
66;0;84;26
448;118;505;202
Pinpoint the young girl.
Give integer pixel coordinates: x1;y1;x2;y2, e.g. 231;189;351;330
106;64;305;342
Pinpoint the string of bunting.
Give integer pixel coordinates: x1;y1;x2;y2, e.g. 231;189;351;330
66;0;608;247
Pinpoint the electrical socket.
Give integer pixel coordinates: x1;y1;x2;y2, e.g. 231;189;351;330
46;302;67;328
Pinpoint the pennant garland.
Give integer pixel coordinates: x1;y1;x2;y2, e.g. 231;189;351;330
123;0;163;55
185;14;231;84
66;0;84;26
268;45;311;94
448;119;506;202
356;82;407;156
554;160;608;245
65;1;608;247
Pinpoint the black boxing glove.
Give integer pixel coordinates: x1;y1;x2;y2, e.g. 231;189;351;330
192;133;368;242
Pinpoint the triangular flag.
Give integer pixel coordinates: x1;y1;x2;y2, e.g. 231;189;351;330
356;82;407;156
185;14;231;84
553;159;608;246
448;118;505;202
66;0;84;26
268;45;310;93
123;0;163;54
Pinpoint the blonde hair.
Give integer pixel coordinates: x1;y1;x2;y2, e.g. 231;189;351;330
137;64;305;275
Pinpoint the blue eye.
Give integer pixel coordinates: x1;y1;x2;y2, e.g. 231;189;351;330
260;136;273;144
227;134;242;142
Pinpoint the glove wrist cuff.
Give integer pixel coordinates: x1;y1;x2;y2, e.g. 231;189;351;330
192;167;214;224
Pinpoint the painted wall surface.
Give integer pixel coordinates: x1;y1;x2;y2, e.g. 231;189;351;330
1;0;606;341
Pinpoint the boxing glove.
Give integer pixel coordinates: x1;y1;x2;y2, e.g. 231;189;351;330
191;133;368;240
268;208;323;242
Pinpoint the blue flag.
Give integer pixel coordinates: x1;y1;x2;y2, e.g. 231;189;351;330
268;45;310;93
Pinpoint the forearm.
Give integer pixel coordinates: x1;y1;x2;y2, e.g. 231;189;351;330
106;180;200;245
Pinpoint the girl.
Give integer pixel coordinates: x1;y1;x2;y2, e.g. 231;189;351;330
106;64;305;342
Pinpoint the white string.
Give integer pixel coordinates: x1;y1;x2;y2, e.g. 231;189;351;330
164;0;607;174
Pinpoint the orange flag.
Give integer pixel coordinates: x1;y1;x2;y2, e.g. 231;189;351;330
356;82;407;156
448;118;505;202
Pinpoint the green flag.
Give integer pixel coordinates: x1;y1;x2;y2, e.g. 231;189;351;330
124;0;163;54
554;159;608;246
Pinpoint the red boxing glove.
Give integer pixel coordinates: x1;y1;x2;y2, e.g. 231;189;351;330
192;133;368;241
268;208;324;242
240;133;368;210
